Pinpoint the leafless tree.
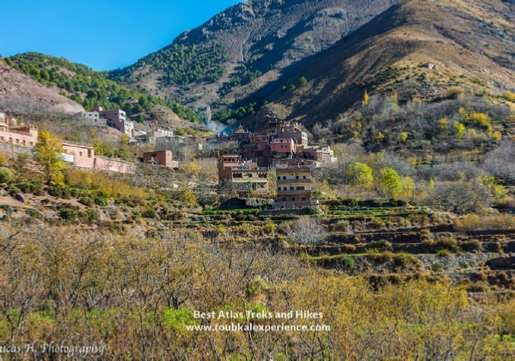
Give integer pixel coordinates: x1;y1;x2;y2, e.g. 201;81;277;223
282;217;328;249
482;141;515;184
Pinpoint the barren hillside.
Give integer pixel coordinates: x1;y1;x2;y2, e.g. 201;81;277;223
260;0;515;126
0;61;83;116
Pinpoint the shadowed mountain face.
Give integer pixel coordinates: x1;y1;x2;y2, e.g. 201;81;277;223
254;0;515;126
109;0;399;109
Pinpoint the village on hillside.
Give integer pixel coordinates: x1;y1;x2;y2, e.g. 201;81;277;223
0;109;337;209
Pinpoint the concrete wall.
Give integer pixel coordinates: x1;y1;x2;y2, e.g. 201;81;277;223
143;150;179;169
62;143;95;169
93;157;135;174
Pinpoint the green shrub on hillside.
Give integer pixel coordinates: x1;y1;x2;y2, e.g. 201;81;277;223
0;167;13;183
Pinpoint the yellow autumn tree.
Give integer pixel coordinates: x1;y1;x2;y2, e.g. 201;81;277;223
34;130;66;186
363;89;369;105
346;162;374;189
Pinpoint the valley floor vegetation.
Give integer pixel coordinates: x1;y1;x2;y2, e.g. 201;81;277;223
0;224;515;360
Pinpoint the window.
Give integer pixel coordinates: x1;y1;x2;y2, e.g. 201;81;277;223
292;198;296;202
302;198;306;201
277;187;281;191
282;198;286;201
29;142;33;147
79;152;83;157
296;176;299;179
0;136;4;142
297;187;305;190
290;187;294;190
283;176;286;180
303;176;307;179
284;187;287;191
277;177;280;180
15;139;19;145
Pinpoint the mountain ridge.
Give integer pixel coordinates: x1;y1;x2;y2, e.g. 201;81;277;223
252;0;515;126
109;0;400;110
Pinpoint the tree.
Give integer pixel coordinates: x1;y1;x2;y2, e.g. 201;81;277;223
180;189;197;206
426;180;491;214
400;176;416;199
437;118;449;132
120;134;129;146
283;217;327;250
298;76;308;86
454;123;466;139
346;162;374;189
34;130;66;186
377;168;402;198
363;89;369;105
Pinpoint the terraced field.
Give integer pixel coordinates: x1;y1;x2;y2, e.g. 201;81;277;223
163;199;515;294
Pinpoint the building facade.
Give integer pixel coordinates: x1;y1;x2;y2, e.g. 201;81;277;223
74;111;107;127
0;114;38;148
62;143;95;168
143;150;179;169
93;108;134;137
275;166;313;209
217;154;269;194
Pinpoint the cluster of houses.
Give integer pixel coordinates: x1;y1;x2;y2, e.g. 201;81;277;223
1;108;337;210
74;107;200;149
74;107;134;137
0;112;179;174
215;120;337;209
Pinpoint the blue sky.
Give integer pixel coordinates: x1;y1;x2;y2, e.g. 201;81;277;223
0;0;243;71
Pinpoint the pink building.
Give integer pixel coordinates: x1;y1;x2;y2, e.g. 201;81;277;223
61;142;134;174
270;138;296;156
62;143;95;168
143;150;179;169
92;107;134;138
0;114;38;148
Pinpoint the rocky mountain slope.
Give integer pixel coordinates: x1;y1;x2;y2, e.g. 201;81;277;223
109;0;399;110
252;0;515;126
0;61;83;116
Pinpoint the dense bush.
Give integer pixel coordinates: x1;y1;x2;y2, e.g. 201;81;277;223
0;167;13;183
142;208;157;219
78;197;95;207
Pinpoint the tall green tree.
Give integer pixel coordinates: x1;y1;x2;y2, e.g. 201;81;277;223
377;168;402;198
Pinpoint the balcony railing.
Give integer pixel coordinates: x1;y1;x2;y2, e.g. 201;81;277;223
276;190;312;196
277;179;311;184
